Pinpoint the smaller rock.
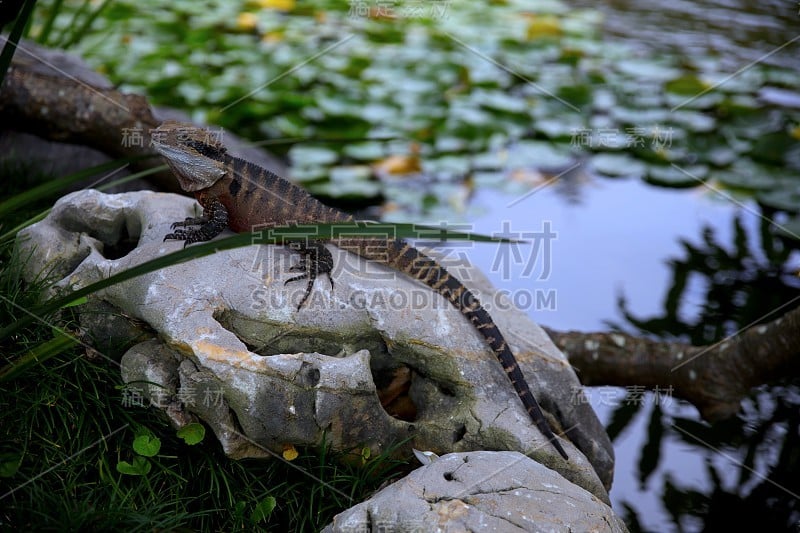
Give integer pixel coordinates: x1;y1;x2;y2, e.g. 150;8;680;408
324;451;627;533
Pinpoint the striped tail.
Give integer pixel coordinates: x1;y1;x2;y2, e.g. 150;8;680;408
340;237;569;460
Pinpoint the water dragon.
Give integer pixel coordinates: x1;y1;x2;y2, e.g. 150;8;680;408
151;121;569;460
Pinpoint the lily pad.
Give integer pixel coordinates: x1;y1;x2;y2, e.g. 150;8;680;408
289;145;339;167
535;117;586;139
665;74;708;96
669;110;716;133
289;166;328;183
749;131;795;165
712;164;781;191
330;165;372;182
774;216;800;241
309;179;382;199
471;151;506;170
422;156;472;179
472;171;506;186
757;187;800;213
506;140;574;169
343;142;386;161
705;146;739;167
590;153;646;177
615;59;681;82
645;164;707;188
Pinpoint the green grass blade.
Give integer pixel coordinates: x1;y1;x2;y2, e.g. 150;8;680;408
59;0;113;49
0;0;38;87
0;163;167;244
0;155;155;217
36;0;64;45
0;330;77;382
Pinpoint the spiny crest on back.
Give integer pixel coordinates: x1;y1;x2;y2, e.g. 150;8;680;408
152;121;228;192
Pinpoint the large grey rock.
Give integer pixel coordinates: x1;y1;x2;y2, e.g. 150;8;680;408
324;451;628;533
16;189;614;502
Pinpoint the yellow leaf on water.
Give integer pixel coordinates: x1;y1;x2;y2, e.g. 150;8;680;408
282;444;299;461
373;148;422;176
522;13;562;40
236;12;258;31
261;31;284;43
791;125;800;140
253;0;295;10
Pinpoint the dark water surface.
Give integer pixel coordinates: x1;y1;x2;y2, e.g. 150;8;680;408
462;2;800;530
467;175;799;531
570;0;798;71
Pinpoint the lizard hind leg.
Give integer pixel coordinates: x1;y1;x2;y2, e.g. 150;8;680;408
284;241;334;311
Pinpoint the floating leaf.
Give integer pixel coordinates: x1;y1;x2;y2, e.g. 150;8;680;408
749;131;794;164
330;165;372;182
645;165;706;188
343;142;386;161
472;171;506;186
506;140;573;169
471;151;505;170
669;110;715;133
705;146;739;167
665;74;708;96
177;423;206;445
712;161;782;191
773;216;800;241
289;145;339;167
288;166;328;183
251;0;294;11
235;12;258;31
590;153;646;177
556;85;591;109
373;154;421;175
309;180;382;199
756;186;800;213
473;89;529;114
523;14;563;40
616;60;681;82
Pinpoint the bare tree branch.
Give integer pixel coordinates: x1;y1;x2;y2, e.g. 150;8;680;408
545;304;800;421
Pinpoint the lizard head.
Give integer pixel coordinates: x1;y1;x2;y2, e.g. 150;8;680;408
151;121;228;192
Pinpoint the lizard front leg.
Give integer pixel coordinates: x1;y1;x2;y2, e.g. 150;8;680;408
164;198;228;246
284;241;334;311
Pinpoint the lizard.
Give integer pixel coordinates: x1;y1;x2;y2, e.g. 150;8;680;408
151;120;570;460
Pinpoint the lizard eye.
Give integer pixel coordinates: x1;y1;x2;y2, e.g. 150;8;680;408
186;139;226;159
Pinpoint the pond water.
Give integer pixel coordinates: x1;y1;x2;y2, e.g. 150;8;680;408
455;1;800;530
570;0;798;71
465;173;800;531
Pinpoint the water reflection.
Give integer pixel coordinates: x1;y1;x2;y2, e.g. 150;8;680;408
568;0;799;70
604;214;800;531
469;180;800;531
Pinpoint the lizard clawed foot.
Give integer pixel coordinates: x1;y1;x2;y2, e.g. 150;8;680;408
284;241;335;311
